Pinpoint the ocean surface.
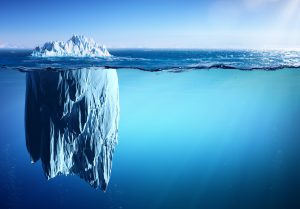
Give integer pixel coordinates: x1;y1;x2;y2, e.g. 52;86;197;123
0;49;300;209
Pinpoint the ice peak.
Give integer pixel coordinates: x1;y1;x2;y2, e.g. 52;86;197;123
32;35;111;57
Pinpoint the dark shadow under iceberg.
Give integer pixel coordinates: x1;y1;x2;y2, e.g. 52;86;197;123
25;68;119;191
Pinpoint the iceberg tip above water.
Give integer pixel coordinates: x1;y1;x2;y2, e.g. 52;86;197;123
32;35;111;57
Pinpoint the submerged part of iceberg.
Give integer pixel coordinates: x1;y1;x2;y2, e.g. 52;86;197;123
25;68;119;191
32;35;111;57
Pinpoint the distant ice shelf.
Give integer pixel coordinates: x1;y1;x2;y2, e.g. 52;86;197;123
25;68;119;191
32;35;111;57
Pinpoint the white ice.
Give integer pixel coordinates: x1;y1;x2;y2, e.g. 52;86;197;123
32;35;111;57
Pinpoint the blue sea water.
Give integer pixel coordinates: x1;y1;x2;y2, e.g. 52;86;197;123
0;49;300;209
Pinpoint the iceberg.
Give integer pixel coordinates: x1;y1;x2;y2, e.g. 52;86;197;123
32;35;111;57
25;68;119;191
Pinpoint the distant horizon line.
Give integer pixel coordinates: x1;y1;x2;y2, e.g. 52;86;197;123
1;47;300;51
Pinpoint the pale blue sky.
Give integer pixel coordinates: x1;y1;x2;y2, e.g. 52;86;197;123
0;0;300;49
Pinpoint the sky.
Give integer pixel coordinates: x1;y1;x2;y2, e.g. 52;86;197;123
0;0;300;49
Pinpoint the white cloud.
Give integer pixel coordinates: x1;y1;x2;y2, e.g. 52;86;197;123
0;42;24;49
243;0;281;10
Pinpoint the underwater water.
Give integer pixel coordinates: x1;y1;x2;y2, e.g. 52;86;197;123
0;49;300;209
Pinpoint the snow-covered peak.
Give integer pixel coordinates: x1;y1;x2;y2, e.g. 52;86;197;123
32;35;111;57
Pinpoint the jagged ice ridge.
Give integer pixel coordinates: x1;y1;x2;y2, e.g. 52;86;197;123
32;35;111;57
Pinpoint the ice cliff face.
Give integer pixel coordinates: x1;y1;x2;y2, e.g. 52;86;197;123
32;35;111;57
25;68;119;191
